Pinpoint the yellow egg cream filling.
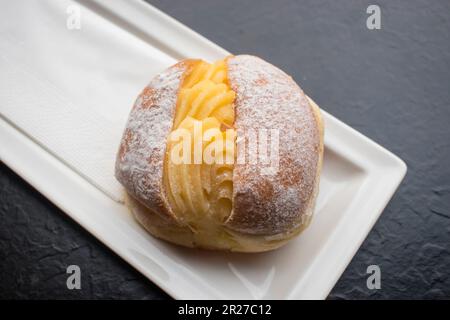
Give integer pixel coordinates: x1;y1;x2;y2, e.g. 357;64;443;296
163;58;237;236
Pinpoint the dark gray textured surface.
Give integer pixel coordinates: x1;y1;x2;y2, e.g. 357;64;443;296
1;0;449;299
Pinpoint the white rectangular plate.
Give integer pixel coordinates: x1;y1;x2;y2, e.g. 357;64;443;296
0;0;406;299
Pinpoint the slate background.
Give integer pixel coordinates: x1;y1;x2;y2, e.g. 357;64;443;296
1;0;449;299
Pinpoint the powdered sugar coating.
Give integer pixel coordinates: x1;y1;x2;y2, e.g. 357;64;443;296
225;55;321;235
115;60;196;220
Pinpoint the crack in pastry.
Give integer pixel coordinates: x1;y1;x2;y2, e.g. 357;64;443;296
164;59;236;236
